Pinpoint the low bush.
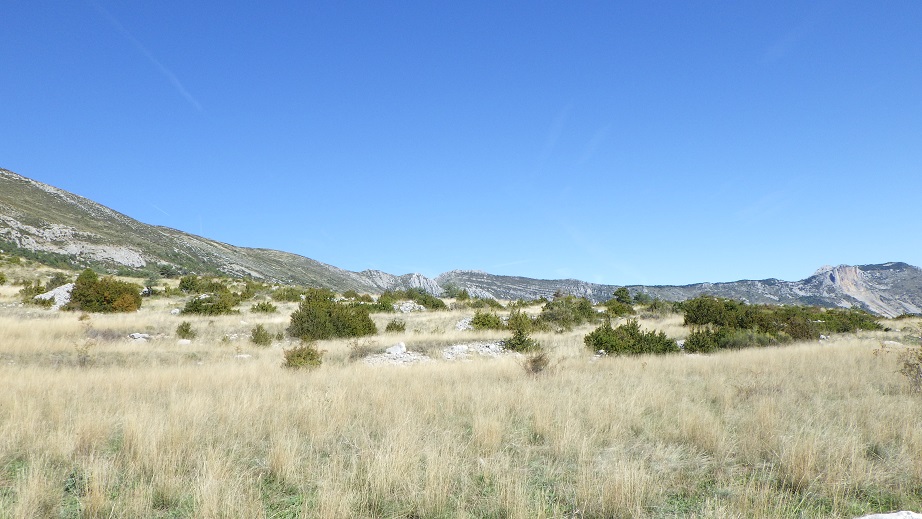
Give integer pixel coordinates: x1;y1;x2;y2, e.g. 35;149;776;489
251;324;273;346
66;269;142;313
538;295;598;331
584;319;678;356
603;299;635;318
182;292;240;315
251;301;278;313
283;342;323;369
0;271;6;285
682;296;883;349
271;287;308;303
523;351;550;375
471;311;504;330
287;288;377;341
505;329;541;353
176;321;196;340
384;319;406;333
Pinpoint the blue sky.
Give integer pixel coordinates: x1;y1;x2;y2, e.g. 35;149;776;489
2;1;920;286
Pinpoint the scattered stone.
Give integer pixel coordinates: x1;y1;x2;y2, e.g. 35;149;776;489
33;283;75;310
820;335;829;341
590;349;608;362
883;340;903;346
442;341;507;361
234;354;252;359
177;339;192;345
170;308;181;315
385;342;407;355
455;317;473;331
394;301;426;313
364;348;432;366
128;333;151;340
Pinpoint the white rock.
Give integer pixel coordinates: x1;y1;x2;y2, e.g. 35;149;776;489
170;308;181;315
234;354;252;359
33;283;75;310
386;342;407;355
128;333;151;340
456;317;473;331
177;339;192;345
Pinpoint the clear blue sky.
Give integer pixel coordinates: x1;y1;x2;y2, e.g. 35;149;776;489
2;1;920;286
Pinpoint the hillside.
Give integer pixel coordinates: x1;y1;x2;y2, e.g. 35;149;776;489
2;167;921;316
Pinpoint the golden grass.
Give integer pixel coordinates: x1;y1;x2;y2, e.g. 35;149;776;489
0;286;920;518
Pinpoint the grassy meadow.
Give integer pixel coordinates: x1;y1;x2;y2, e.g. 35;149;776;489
0;277;921;518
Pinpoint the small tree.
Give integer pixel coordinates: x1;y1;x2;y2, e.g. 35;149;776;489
613;287;633;305
67;269;142;313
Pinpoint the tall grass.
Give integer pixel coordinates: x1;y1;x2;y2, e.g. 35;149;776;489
0;295;920;517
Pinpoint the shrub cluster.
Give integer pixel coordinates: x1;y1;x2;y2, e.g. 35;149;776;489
682;296;883;351
370;288;448;312
66;269;142;313
272;287;309;302
538;295;598;331
178;276;249;315
287;288;377;341
505;310;541;353
584;319;678;356
251;301;278;313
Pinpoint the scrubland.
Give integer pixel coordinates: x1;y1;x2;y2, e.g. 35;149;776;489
0;283;921;518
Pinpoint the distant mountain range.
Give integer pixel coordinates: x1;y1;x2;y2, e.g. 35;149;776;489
2;168;920;317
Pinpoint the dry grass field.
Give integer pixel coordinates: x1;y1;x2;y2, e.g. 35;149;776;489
1;277;921;518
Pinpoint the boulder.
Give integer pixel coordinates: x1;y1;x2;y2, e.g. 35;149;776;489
33;283;75;310
386;342;407;355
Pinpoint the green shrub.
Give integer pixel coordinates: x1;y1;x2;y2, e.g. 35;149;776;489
283;342;323;369
182;292;240;315
613;287;633;304
287;288;377;341
471;310;504;330
271;287;308;302
682;296;882;348
505;329;541;353
385;319;406;333
66;269;142;313
604;299;635;318
45;272;71;290
176;321;196;340
251;301;278;313
342;289;359;299
584;319;678;356
507;309;535;335
251;324;273;346
539;295;598;331
0;271;6;285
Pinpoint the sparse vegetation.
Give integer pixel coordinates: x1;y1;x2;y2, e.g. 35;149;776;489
384;318;406;333
176;321;196;340
899;345;922;393
0;262;919;518
251;301;278;313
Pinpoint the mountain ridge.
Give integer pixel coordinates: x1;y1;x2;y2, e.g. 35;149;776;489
2;168;920;317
